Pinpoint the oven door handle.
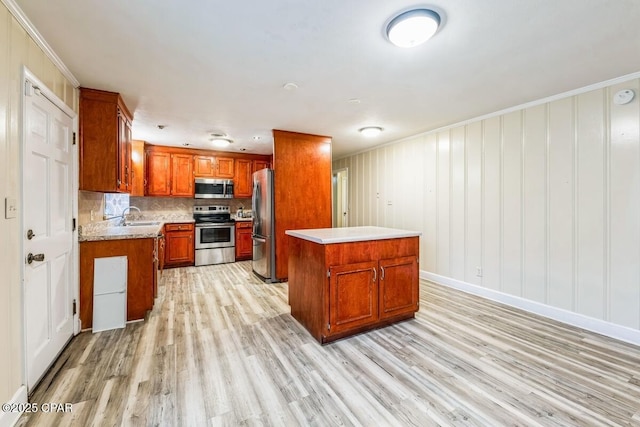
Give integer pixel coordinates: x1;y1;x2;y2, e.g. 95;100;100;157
195;223;235;228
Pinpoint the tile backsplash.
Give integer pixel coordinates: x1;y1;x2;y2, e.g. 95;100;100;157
78;191;105;225
104;193;130;218
78;191;251;226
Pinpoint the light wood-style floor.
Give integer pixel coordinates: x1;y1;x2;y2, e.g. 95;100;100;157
19;261;640;426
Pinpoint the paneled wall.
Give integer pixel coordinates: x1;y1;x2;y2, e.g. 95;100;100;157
334;76;640;333
0;1;78;410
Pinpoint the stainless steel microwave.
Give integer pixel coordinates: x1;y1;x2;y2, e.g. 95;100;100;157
194;178;234;199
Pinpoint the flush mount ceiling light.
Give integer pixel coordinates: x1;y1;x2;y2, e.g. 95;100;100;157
386;8;441;48
209;137;233;148
359;126;384;137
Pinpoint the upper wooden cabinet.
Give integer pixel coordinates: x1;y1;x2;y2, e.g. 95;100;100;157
130;140;145;196
253;159;270;172
171;154;194;196
146;150;171;196
194;155;215;177
217;157;235;178
194;155;235;178
145;144;270;198
79;88;133;192
234;159;253;198
146;148;193;197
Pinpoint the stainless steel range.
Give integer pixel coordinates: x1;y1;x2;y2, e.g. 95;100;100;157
193;205;235;266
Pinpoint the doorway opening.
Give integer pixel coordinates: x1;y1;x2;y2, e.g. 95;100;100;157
332;168;349;227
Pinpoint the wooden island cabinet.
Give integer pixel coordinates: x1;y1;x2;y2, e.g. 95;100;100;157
287;226;421;344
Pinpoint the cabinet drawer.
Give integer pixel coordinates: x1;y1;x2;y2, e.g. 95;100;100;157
164;223;194;232
236;221;252;229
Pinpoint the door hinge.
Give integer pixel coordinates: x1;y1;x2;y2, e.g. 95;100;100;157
72;299;77;316
72;132;77;145
25;81;34;96
72;218;76;231
327;269;330;278
327;323;331;331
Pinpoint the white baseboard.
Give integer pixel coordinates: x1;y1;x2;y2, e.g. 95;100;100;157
421;271;640;347
0;385;27;427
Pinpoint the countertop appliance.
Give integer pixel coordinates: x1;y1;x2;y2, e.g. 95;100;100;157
194;178;234;199
252;168;276;282
193;205;235;266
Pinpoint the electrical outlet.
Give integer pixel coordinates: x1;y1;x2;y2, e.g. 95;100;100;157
90;210;95;221
5;197;17;219
476;267;483;277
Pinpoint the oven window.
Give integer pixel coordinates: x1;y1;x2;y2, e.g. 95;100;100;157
200;227;231;244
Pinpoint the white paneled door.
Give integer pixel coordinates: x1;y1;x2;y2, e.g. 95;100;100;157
23;77;75;391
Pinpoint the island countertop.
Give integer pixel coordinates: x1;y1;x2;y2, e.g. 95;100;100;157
285;226;421;245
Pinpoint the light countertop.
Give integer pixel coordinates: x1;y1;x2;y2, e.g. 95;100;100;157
285;226;421;244
79;217;194;242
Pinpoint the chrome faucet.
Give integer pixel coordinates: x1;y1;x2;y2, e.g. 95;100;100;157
120;206;141;226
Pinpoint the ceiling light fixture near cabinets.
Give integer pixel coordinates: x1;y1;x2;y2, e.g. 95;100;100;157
359;126;383;137
210;137;233;148
386;8;441;48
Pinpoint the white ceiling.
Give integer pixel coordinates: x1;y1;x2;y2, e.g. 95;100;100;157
13;0;640;158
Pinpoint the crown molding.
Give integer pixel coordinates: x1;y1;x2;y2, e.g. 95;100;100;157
2;0;80;88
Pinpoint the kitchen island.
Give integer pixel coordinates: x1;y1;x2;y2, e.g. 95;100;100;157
286;226;421;344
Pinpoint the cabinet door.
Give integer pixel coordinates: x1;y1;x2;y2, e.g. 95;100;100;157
165;229;194;267
216;157;235;178
194;155;216;177
146;151;171;196
235;222;253;260
117;110;132;192
171;154;194;197
252;159;269;172
234;159;252;198
378;256;419;320
130;140;145;197
329;261;378;334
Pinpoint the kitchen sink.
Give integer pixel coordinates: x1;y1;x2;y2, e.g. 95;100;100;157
121;221;161;227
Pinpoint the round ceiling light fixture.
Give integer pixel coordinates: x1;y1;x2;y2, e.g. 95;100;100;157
359;126;384;137
210;137;233;148
386;9;441;48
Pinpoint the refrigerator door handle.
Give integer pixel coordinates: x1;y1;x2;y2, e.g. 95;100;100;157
253;236;267;243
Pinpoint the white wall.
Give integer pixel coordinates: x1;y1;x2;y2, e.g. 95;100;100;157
0;0;78;414
334;75;640;339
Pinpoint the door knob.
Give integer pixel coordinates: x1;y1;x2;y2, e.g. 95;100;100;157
27;253;45;264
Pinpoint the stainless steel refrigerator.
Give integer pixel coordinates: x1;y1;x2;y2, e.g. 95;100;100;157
252;168;276;282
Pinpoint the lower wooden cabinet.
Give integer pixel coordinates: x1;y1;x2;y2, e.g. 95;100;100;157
288;236;419;343
235;221;253;260
80;238;157;329
164;223;195;267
